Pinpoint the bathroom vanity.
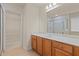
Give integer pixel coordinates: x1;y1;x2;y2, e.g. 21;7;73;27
31;33;79;56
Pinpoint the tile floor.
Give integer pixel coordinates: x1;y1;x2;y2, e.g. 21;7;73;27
2;47;39;56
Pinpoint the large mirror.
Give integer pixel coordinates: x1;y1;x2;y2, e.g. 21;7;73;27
70;12;79;32
47;12;79;36
47;15;68;34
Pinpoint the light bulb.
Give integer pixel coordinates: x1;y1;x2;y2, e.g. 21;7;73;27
55;15;58;16
46;5;48;9
49;3;52;8
53;3;57;6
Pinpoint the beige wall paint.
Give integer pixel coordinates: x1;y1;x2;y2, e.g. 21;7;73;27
23;4;47;50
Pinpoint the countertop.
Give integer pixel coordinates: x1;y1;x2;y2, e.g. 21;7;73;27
32;33;79;47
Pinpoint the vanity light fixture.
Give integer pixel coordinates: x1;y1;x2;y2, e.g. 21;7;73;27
46;3;58;12
49;3;53;8
46;5;49;9
46;3;57;9
53;3;57;6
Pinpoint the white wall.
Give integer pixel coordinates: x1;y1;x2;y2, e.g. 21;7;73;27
39;7;47;33
23;4;47;50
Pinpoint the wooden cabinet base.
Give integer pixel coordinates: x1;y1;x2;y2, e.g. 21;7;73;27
32;35;37;51
54;48;72;56
43;38;51;56
31;35;79;56
74;46;79;56
37;36;43;55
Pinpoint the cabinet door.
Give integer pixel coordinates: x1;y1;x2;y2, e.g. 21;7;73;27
51;41;55;56
54;48;71;56
32;35;37;50
37;36;43;55
74;46;79;56
43;39;51;56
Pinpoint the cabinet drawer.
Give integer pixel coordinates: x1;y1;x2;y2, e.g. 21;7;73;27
62;43;73;54
53;40;73;54
55;48;72;56
53;41;63;49
32;35;37;39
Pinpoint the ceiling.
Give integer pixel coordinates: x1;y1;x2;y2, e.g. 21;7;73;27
3;3;79;17
2;3;25;8
2;3;48;9
28;3;48;7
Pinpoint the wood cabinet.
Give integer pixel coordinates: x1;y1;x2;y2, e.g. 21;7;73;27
52;41;73;56
62;43;73;54
43;38;52;56
37;36;43;55
51;41;54;56
53;41;63;49
74;46;79;56
32;35;37;51
31;35;79;56
54;48;71;56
